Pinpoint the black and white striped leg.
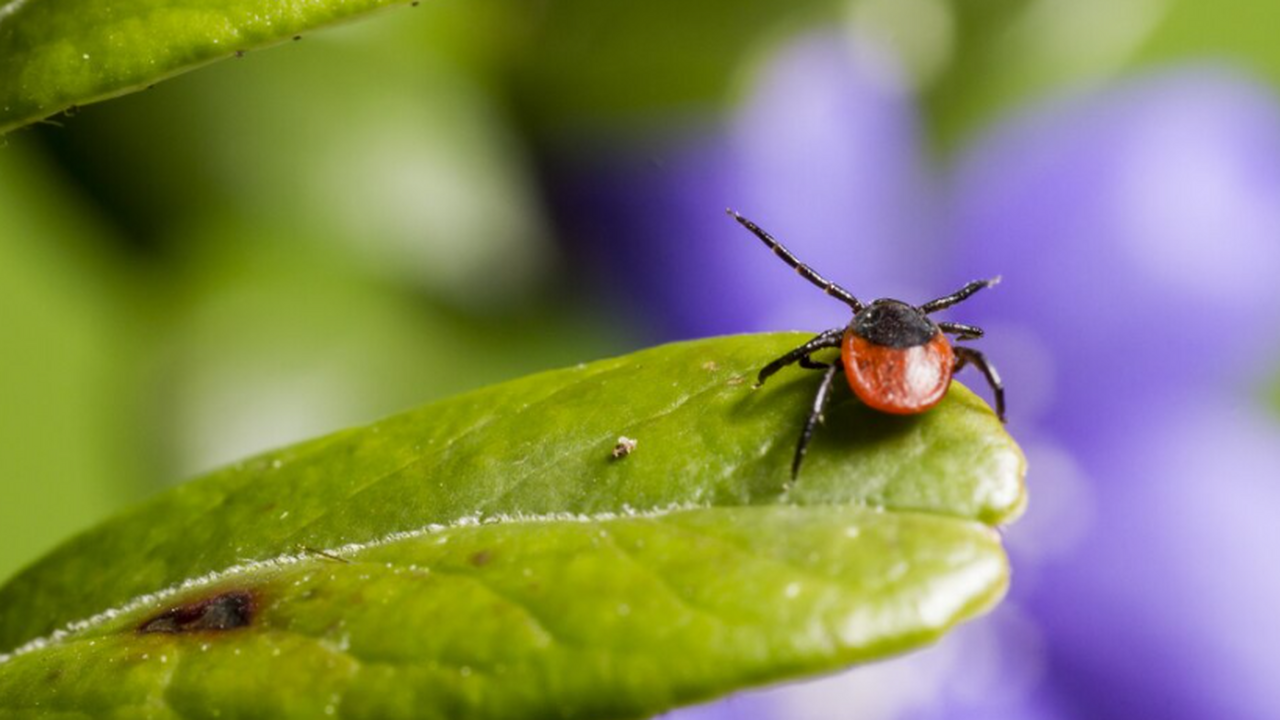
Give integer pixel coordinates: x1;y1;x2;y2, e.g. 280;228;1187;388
728;210;864;311
954;346;1005;422
755;328;843;388
921;277;1000;314
792;363;843;481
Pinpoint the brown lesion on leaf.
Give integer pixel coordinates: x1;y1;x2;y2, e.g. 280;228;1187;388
470;550;494;567
138;590;257;635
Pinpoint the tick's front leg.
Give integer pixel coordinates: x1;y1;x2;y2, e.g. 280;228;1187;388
755;328;844;388
791;363;844;481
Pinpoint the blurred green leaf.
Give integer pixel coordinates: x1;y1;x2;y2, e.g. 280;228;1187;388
1136;0;1280;86
910;0;1280;150
153;229;618;480
0;333;1024;718
1269;370;1280;417
909;0;1163;150
31;13;553;308
480;0;848;134
0;0;420;133
0;143;146;585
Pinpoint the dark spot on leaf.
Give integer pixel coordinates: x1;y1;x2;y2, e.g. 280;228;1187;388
139;591;255;634
234;50;245;58
293;35;302;41
470;550;493;567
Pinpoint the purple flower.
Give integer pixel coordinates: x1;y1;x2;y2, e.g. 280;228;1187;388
1033;395;1280;720
949;68;1280;444
551;36;938;340
943;72;1280;719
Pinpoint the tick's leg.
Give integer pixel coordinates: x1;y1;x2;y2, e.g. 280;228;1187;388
798;356;830;370
938;321;984;341
727;210;864;311
792;363;843;481
755;328;843;388
921;277;1001;314
954;346;1005;422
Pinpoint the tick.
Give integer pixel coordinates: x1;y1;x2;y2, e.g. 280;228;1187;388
728;209;1006;479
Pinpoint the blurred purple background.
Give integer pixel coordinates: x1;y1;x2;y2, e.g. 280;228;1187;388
584;33;1280;720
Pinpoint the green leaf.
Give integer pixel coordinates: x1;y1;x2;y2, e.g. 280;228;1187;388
0;0;418;134
0;333;1025;719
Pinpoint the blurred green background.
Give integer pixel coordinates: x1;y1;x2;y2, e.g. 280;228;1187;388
3;0;1280;638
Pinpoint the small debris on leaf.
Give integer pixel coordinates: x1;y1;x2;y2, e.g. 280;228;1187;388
297;545;350;564
611;436;638;459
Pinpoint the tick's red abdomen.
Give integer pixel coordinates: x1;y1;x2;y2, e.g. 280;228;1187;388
842;329;954;415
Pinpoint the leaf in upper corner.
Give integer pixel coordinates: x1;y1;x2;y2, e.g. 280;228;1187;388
0;333;1025;719
0;0;419;134
0;0;851;135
